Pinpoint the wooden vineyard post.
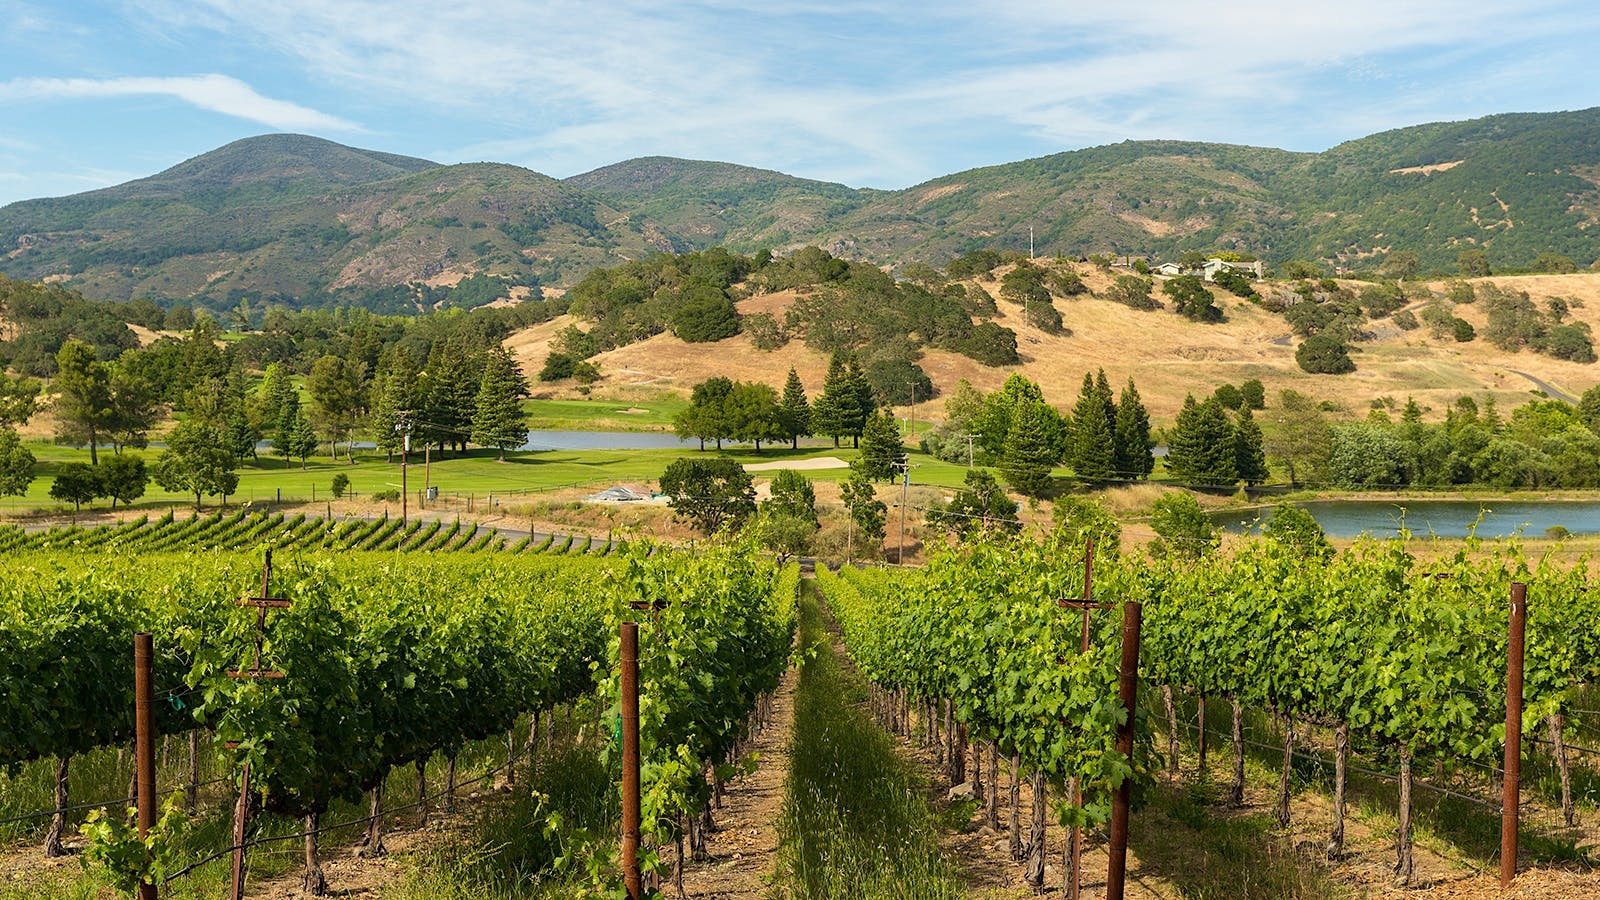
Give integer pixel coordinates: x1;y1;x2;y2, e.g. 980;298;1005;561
1501;581;1526;888
1106;601;1143;900
134;632;158;900
1057;541;1106;900
227;550;290;900
620;621;643;900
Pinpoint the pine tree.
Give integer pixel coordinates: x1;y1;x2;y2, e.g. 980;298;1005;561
472;345;530;460
844;358;873;448
419;339;480;456
1165;396;1237;486
1113;379;1154;480
1069;371;1115;482
853;407;907;482
1234;406;1269;486
368;350;420;461
258;362;297;434
777;368;812;449
813;354;850;448
1002;399;1058;498
283;409;320;469
271;392;303;460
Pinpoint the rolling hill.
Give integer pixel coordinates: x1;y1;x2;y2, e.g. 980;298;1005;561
5;109;1600;311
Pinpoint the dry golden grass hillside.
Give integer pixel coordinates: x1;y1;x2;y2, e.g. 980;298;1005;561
506;265;1600;426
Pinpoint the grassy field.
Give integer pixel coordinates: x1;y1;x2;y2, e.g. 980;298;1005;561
1;412;997;518
521;396;686;431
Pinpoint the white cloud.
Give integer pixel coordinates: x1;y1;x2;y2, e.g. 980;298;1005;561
127;1;1600;185
0;74;358;132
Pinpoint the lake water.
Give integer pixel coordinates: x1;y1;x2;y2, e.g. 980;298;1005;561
1215;499;1600;539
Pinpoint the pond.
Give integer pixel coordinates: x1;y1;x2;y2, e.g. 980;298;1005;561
1214;499;1600;539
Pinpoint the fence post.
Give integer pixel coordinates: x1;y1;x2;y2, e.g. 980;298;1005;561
621;621;642;900
135;632;157;900
1501;582;1526;887
1105;600;1142;900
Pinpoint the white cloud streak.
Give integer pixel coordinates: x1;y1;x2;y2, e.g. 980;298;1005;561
0;73;358;132
125;1;1600;185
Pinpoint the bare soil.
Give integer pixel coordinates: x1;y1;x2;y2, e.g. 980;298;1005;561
673;663;799;899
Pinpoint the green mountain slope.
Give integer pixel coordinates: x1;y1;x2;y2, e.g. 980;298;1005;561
4;109;1600;312
0;136;661;307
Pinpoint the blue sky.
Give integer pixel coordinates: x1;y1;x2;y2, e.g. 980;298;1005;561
2;1;1599;207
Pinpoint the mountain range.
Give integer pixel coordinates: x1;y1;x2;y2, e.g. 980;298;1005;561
3;108;1600;311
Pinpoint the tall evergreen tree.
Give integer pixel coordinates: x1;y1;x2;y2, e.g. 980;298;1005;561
1234;406;1270;486
367;350;419;462
258;362;297;434
52;340;113;465
844;358;873;448
812;354;850;448
777;368;812;449
1002;399;1058;497
281;408;319;469
1165;396;1238;486
106;368;159;453
853;406;907;482
419;339;480;456
1069;370;1116;482
472;345;531;460
1113;379;1155;480
307;354;366;462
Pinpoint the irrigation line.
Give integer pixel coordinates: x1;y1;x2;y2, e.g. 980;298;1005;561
1528;735;1600;758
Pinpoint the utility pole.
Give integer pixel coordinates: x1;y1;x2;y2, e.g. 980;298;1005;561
397;411;411;528
894;461;911;564
1029;224;1035;259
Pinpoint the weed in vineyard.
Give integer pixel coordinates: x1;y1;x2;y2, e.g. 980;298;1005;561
776;589;963;900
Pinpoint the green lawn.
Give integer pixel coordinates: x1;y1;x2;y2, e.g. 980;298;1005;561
6;396;1021;516
5;438;988;515
521;396;687;431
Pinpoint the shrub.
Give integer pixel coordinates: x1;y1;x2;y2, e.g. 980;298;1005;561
330;473;350;499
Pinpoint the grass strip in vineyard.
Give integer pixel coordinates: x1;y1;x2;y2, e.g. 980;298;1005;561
776;586;963;900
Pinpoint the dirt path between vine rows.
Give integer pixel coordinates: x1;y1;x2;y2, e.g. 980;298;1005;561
675;662;799;899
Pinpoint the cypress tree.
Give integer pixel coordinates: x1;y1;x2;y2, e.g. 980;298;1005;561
1070;371;1116;482
777;368;812;449
1113;379;1154;480
1234;406;1269;486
